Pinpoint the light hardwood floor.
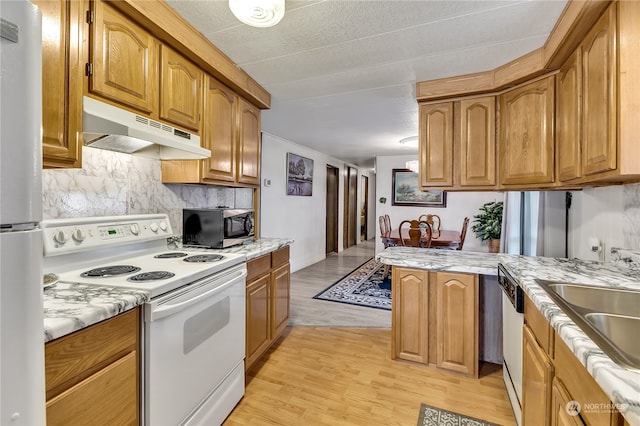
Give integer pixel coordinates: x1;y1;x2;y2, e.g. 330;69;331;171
225;327;517;425
288;239;391;327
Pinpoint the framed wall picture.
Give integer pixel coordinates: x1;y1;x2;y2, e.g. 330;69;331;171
287;153;313;196
391;169;446;207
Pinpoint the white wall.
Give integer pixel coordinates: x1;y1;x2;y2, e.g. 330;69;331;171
374;155;503;254
260;132;374;272
568;185;634;261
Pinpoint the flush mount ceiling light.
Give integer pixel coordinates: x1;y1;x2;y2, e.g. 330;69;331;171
399;136;419;148
229;0;285;28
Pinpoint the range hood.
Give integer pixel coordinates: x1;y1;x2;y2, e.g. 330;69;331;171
82;96;210;160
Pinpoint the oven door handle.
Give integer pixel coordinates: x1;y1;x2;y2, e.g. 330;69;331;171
150;269;247;321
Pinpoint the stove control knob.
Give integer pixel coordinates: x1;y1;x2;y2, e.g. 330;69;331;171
130;224;140;235
159;221;168;232
53;230;68;245
150;222;159;233
71;229;86;242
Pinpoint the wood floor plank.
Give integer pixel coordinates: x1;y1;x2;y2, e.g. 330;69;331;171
225;327;516;426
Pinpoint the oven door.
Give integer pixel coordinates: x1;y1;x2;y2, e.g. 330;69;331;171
144;264;247;426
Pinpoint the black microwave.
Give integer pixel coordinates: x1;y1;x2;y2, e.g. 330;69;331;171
182;208;254;249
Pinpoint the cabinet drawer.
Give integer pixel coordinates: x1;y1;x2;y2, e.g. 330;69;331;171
46;351;138;426
247;253;271;283
524;296;554;356
271;246;290;268
45;309;139;399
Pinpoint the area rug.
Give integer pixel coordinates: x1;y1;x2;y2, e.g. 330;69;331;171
417;403;500;426
312;258;391;310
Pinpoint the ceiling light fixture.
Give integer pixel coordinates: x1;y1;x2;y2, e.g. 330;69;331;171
399;136;419;148
229;0;285;28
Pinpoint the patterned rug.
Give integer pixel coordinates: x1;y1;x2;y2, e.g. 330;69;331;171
313;258;391;310
417;403;500;426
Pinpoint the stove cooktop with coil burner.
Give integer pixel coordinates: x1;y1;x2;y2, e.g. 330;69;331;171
42;215;246;298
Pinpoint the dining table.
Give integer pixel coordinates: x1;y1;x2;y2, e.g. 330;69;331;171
385;228;461;249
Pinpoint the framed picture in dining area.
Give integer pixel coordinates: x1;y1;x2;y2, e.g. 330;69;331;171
391;169;447;207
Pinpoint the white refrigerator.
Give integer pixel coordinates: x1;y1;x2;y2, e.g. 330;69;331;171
0;1;46;424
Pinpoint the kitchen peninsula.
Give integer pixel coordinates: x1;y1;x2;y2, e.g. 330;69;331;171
376;247;640;426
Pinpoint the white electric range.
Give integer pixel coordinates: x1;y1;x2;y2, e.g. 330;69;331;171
42;214;247;426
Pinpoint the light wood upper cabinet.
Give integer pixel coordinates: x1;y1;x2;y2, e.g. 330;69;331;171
419;103;453;187
36;0;83;169
499;76;555;187
237;98;261;186
159;44;203;132
581;5;617;177
202;76;237;183
556;48;582;182
419;97;496;190
391;267;430;364
435;272;478;377
458;97;496;187
161;76;262;187
90;0;158;114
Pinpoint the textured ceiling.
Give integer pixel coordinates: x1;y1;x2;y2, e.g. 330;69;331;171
167;0;567;167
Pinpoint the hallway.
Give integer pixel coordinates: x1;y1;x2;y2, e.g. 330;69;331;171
288;239;391;327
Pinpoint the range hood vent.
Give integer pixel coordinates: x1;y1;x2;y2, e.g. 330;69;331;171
82;96;210;160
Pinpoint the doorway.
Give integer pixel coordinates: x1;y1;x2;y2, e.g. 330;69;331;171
326;165;339;254
343;166;358;249
360;175;368;241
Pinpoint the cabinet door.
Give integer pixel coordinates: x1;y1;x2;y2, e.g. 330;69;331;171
522;325;554;426
35;0;82;168
419;102;453;187
391;267;429;363
270;263;290;339
202;76;237;183
459;97;496;186
435;272;478;376
556;48;582;182
91;0;158;114
499;76;555;186
582;5;617;176
159;44;203;132
550;378;584;426
246;274;270;370
46;351;138;426
237;98;261;186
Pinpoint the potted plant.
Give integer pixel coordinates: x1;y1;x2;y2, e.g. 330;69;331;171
471;201;503;253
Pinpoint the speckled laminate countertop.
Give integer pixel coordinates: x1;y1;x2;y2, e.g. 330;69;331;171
43;238;294;343
376;247;640;426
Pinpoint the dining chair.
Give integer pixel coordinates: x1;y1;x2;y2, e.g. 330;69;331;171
457;217;470;250
379;215;395;279
383;214;391;235
398;219;432;248
417;214;441;238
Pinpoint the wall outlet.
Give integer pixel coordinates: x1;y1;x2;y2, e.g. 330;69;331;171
263;178;271;187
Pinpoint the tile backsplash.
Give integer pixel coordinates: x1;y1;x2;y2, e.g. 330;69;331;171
42;147;253;235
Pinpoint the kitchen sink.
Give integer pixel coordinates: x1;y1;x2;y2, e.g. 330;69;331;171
536;280;640;370
542;283;640;317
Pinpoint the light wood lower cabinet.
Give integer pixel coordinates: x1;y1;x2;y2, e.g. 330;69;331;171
391;267;429;363
523;295;625;426
522;325;554;426
435;272;478;377
245;246;290;372
551;378;584;426
391;267;478;377
45;308;140;425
